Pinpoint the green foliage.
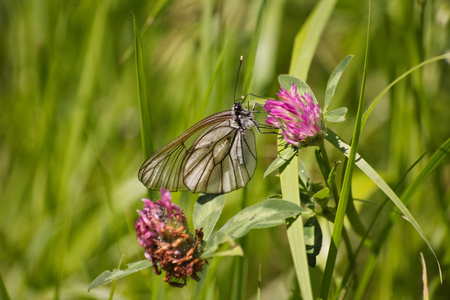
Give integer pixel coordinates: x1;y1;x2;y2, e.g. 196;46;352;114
88;260;152;292
1;0;449;299
263;146;297;178
324;55;353;114
193;194;226;240
203;199;303;258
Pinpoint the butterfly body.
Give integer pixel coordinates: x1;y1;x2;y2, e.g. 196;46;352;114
138;102;258;194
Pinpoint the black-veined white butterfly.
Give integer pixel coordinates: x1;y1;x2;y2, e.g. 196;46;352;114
138;98;269;194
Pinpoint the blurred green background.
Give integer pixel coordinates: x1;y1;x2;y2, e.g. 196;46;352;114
1;0;449;299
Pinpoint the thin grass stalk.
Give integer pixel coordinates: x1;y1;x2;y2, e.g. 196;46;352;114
320;1;371;298
134;15;154;159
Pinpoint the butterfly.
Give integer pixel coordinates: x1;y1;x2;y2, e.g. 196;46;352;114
138;101;263;194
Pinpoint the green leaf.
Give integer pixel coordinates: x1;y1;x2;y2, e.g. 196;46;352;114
218;199;302;236
201;231;242;258
313;188;329;201
202;200;303;257
201;232;244;258
304;217;322;268
278;75;318;105
264;146;297;178
211;246;244;257
88;260;152;292
324;107;348;123
324;55;353;114
193;194;226;240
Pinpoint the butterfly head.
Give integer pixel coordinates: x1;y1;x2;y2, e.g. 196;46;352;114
232;102;255;131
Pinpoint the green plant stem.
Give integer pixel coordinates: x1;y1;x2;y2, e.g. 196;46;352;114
318;140;340;207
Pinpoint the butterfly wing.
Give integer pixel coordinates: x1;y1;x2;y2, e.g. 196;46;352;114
183;119;257;194
138;111;234;192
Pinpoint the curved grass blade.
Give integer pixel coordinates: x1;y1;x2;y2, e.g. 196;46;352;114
337;138;449;297
326;130;444;282
400;137;449;205
361;53;450;130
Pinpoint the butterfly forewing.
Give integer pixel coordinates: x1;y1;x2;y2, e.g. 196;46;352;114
138;142;187;191
138;111;234;192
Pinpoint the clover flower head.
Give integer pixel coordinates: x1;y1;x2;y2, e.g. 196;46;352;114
264;83;326;147
135;188;206;287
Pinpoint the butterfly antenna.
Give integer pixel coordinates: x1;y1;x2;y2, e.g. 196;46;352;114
233;56;244;103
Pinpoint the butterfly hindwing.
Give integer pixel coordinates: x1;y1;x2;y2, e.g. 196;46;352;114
183;119;257;194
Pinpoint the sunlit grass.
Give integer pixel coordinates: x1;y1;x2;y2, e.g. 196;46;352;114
0;0;449;299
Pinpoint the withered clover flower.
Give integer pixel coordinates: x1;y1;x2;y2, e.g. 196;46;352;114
264;83;326;148
135;188;206;287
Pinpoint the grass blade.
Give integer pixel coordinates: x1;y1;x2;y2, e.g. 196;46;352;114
326;131;445;283
361;53;450;130
289;0;338;78
134;15;154;158
320;1;371;297
282;0;338;298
